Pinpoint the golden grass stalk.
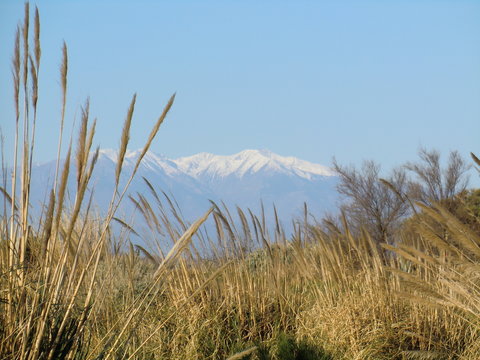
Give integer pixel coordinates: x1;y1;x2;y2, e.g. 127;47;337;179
154;207;213;277
12;27;20;121
115;94;136;186
75;99;89;188
22;2;29;93
8;26;20;274
132;93;175;175
34;7;40;68
53;41;68;192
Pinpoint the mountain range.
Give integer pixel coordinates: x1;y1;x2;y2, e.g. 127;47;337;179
6;149;340;235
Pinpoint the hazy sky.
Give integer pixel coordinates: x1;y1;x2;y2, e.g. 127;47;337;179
1;1;479;175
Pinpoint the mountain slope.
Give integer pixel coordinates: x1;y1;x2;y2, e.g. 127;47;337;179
9;149;339;234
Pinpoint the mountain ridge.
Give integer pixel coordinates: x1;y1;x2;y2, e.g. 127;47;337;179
6;149;340;237
96;148;336;180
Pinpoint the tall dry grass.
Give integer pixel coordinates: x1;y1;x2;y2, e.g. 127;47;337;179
1;4;480;360
0;4;184;359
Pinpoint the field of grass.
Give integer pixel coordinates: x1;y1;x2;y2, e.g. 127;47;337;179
1;4;480;359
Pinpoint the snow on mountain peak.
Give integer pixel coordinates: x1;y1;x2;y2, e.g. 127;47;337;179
98;148;119;162
98;149;179;175
174;149;335;179
97;148;335;180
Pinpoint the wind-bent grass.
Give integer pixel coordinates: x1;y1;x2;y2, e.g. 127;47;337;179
1;3;480;360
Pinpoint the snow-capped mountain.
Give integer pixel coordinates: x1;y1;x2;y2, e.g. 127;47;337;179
174;149;335;180
7;149;339;235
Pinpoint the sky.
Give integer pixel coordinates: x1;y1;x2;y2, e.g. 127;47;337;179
0;0;479;178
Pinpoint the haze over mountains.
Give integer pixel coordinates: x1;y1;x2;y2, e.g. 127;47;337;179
11;149;340;232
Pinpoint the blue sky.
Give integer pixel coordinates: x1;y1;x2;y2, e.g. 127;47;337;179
1;1;479;176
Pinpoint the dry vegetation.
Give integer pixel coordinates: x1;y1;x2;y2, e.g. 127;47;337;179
1;4;480;359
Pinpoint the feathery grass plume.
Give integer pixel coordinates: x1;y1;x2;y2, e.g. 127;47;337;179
76;99;89;188
16;0;33;290
129;193;148;220
273;203;280;233
388;201;480;340
29;57;38;110
54;144;71;231
27;54;39;195
237;206;252;244
139;193;165;234
156;192;183;241
54;41;68;191
162;189;187;232
135;192;158;230
67;146;99;242
22;2;29;92
132;93;175;174
116;94;136;186
112;217;139;237
34;7;41;68
41;189;55;257
92;93;175;262
248;208;261;245
60;42;68;106
12;27;21;121
5;8;75;357
380;177;418;215
414;203;468;256
435;204;480;258
27;9;41;201
154;207;213;277
9;27;21;258
28;53;38;116
213;205;236;243
77;136;98;208
142;176;161;203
